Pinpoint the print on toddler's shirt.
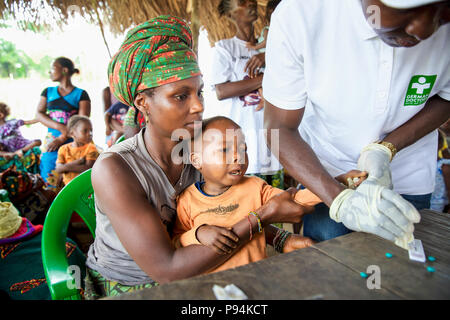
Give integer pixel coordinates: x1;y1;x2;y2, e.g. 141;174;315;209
239;75;261;107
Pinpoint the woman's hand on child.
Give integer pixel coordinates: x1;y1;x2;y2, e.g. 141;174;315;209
282;235;314;253
196;225;239;255
47;137;65;152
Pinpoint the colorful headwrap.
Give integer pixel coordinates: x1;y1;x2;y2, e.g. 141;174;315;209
108;15;202;107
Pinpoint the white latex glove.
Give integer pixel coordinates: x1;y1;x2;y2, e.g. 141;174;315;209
330;179;421;249
357;143;393;189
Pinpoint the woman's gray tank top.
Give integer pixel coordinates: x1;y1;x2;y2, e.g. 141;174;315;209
86;129;200;285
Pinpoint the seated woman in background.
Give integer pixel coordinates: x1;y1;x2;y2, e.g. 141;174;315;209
0;102;41;174
35;57;91;190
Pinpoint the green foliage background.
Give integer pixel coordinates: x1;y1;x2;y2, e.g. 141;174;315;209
0;38;53;78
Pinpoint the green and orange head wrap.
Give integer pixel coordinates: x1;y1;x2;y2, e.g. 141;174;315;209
108;15;202;107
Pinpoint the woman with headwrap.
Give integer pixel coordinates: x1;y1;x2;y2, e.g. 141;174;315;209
85;15;308;299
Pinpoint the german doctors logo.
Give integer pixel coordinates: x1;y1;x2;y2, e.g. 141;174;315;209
404;75;437;106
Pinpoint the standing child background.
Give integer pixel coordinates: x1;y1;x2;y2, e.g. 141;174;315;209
55;115;99;187
0;102;42;174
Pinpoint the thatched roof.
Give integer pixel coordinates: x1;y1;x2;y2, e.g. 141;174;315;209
0;0;269;50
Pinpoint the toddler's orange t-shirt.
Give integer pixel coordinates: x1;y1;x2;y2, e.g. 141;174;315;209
172;176;321;274
56;142;99;185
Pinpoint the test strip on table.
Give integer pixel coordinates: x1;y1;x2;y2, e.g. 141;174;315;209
408;239;426;263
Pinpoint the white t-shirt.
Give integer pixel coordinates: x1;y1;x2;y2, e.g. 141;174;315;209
263;0;450;195
211;36;282;175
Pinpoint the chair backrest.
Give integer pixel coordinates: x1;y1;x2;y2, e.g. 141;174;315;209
115;135;125;144
41;169;96;300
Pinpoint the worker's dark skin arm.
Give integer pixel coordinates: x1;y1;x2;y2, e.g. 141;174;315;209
383;96;450;151
264;96;450;207
215;74;263;101
92;154;306;284
264;101;345;206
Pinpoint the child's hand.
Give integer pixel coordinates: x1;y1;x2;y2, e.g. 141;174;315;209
14;149;24;158
255;88;264;111
282;234;314;253
196;225;239;255
335;170;368;189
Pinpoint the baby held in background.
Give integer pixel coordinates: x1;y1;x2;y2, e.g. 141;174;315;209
245;0;281;52
0;102;41;160
172;116;367;274
55;115;99;186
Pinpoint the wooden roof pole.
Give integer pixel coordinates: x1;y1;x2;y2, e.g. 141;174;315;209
188;0;200;55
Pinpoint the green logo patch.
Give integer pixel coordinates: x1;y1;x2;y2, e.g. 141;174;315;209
404;75;437;106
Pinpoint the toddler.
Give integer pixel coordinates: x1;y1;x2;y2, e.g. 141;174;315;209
173;116;367;274
55;115;100;186
0;102;41;161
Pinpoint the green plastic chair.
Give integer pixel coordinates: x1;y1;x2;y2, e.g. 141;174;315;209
41;169;96;300
115;135;125;144
0;189;11;202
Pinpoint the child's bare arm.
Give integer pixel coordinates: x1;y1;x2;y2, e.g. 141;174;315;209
246;40;266;50
23;119;39;125
57;158;95;174
14;140;41;157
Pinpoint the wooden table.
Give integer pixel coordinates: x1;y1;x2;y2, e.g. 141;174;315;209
110;210;450;300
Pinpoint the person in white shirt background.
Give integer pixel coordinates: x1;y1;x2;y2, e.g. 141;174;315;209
211;0;284;189
263;0;450;248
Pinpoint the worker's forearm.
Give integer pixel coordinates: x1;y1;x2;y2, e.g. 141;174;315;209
384;96;450;151
215;75;263;100
269;127;344;206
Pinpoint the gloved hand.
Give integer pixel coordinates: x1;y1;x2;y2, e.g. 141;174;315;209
357;143;393;189
329;179;420;249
